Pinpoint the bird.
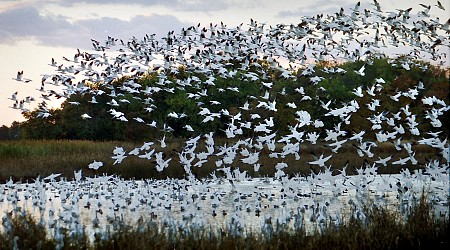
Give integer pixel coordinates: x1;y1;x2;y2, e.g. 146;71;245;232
88;160;103;170
159;135;167;148
12;71;23;81
354;64;366;76
435;1;445;10
374;156;392;166
74;169;82;182
112;147;127;164
89;96;98;104
8;92;18;101
308;153;332;168
184;124;194;132
43;173;61;182
352;86;364;97
392;157;409;165
81;113;92;119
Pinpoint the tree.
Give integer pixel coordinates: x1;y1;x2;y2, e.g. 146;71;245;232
15;58;450;141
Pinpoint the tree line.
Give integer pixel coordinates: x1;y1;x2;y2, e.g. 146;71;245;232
1;58;448;141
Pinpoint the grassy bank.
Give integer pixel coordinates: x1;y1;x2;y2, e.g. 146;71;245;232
0;139;441;182
1;194;448;249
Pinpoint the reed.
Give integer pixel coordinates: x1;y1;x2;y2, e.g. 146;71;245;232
0;139;441;182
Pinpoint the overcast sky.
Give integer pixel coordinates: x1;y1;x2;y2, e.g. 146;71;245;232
0;0;448;126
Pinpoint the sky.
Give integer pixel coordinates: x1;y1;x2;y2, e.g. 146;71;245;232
0;0;449;126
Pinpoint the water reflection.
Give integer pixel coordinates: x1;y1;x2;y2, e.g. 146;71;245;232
1;174;448;239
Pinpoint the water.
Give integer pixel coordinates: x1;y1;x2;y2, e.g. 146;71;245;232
1;172;448;240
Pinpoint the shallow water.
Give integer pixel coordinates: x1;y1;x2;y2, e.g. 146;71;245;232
1;173;448;239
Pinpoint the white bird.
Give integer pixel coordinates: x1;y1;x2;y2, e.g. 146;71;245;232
320;99;332;110
240;101;250;110
241;151;260;165
390;92;402;102
306;132;320;144
139;149;155;160
327;139;347;153
155;152;171;171
308;153;332;168
349;130;365;141
134;117;145;123
89;96;98;104
81;113;92;119
275;162;288;171
74;169;82;182
13;71;27;82
375;77;385;84
392;157;409;165
159;135;167;148
261;82;273;88
354;64;365;76
118;116;128;122
43;173;61;182
8;92;18;101
295;87;305;95
112;147;127;164
88;160;103;170
374;156;392;166
352;86;364;97
184;124;194;132
107;99;119;107
366;85;377;96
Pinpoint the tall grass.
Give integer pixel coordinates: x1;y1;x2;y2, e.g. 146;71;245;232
1;194;448;249
0;139;441;182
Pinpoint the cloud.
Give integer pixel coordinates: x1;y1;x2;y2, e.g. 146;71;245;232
59;0;176;6
0;0;261;49
59;0;229;12
0;6;192;49
76;14;192;45
0;7;78;43
276;0;355;18
172;0;231;12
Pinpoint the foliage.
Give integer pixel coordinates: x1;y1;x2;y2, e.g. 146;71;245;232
2;58;449;141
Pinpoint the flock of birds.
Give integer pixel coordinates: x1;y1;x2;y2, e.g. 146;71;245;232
0;160;448;246
2;0;449;245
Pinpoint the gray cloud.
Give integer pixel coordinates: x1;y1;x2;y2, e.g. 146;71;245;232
276;0;355;18
59;0;229;12
0;7;79;43
173;1;230;12
0;6;191;49
77;14;192;46
59;0;176;6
